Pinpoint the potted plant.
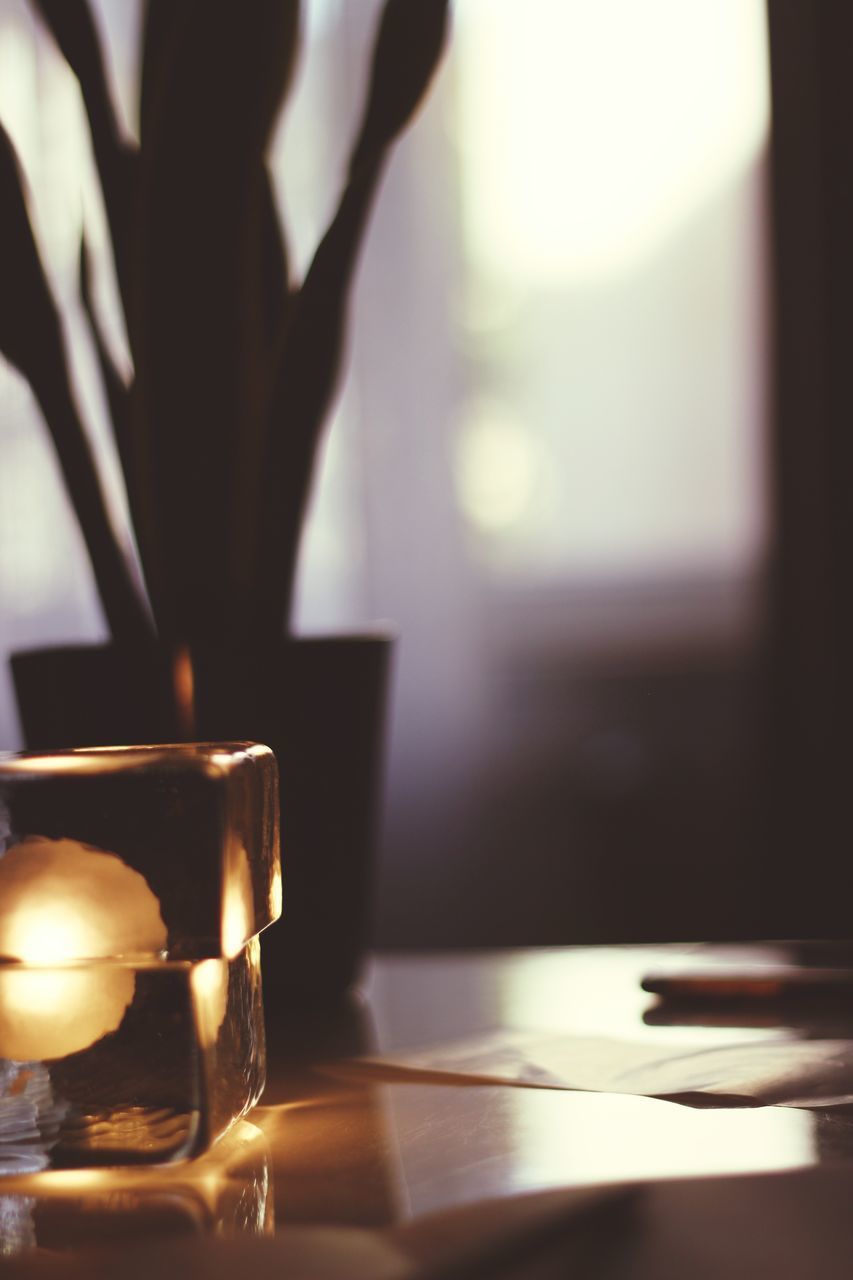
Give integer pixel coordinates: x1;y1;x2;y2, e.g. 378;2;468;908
1;0;449;1000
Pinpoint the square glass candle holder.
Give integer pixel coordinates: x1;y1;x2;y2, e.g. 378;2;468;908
0;744;281;1169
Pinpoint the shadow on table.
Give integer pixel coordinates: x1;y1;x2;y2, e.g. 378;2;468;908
260;991;404;1229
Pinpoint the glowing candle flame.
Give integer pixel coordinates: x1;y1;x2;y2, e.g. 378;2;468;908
0;839;167;963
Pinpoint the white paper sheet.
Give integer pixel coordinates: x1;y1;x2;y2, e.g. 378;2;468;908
349;1030;853;1109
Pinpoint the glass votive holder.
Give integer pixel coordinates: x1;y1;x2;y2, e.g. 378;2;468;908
0;743;281;1169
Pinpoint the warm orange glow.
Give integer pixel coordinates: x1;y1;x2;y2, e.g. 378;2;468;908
0;1121;270;1214
172;644;196;739
0;840;163;1060
0;838;167;963
192;958;229;1048
222;842;253;958
5;905;92;966
270;865;283;920
1;753;154;774
0;964;135;1060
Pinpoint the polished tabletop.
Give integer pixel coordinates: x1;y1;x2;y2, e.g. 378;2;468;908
6;942;853;1274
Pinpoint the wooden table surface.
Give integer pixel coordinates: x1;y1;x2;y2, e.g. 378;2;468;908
6;943;853;1275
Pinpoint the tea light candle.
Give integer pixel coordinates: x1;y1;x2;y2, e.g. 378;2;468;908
0;837;168;963
0;836;168;1061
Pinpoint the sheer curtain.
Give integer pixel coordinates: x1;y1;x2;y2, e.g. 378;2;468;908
0;0;770;944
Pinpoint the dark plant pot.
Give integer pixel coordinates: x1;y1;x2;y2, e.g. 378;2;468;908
10;636;393;1006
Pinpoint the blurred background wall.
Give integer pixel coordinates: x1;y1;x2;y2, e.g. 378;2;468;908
0;0;772;945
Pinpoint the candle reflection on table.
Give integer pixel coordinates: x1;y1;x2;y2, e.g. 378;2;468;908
0;1120;272;1256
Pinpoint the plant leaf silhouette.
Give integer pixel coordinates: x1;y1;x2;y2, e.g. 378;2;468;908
259;0;450;630
131;1;299;642
139;0;187;148
79;236;134;507
3;0;448;655
351;0;450;177
33;0;137;322
0;124;150;644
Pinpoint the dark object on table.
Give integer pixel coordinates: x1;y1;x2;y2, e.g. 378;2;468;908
12;637;391;1000
641;968;853;1000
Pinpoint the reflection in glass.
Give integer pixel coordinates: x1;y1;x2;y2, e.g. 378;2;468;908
0;967;135;1061
0;941;264;1170
0;1120;272;1256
